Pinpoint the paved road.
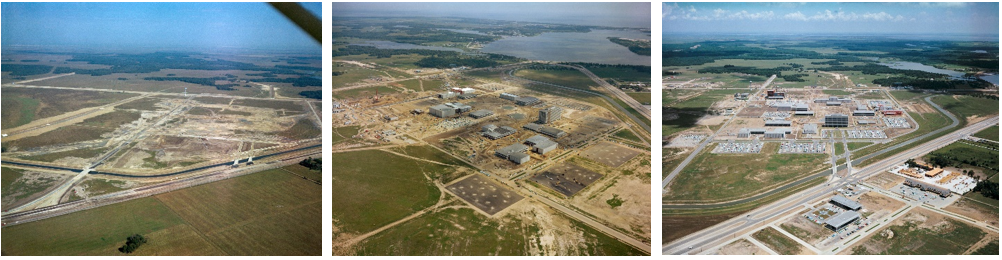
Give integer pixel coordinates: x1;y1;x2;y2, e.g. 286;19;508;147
507;69;651;132
556;64;651;119
664;115;997;255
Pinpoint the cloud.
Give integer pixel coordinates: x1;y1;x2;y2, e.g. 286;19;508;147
664;4;909;23
784;11;808;21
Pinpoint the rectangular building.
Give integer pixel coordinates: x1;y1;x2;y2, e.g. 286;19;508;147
824;211;861;231
803;123;818;134
765;120;792;126
538;106;563;124
429;104;455;118
830;195;863;210
500;93;518;101
524;135;558;154
824;114;849;127
469;109;494;119
794;111;815;116
515;96;541;106
482;124;517;140
853;110;875;116
495;144;530;164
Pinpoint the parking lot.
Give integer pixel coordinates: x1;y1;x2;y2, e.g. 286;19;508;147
883;117;911;128
779;141;827;153
531;162;603;197
711;141;763;153
846;130;887;139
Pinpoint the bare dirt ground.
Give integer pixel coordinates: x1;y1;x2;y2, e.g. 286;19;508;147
866;172;905;190
569;156;651;240
857;192;905;221
579;142;641;168
714;238;771;255
445;174;523;215
944;198;1000;228
696;115;727;126
779;208;830;245
0;170;72;211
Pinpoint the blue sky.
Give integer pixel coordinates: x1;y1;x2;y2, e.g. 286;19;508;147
663;2;999;37
2;2;321;52
334;2;650;29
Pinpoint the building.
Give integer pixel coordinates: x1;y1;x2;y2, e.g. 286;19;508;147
737;128;767;138
515;96;541;106
764;128;791;139
882;110;904;116
458;93;477;99
904;179;951;197
824;211;861;231
857;119;876;125
853;110;876;116
469;109;494;119
481;124;517;140
734;93;750;100
824;114;849;127
766;89;786;99
793;103;810;111
826;101;842;106
794;111;815;116
803;123;818;134
438;92;457;99
429;104;456;118
830;195;863;210
524;135;558;154
500;93;518;101
495;144;530;164
765;120;792;126
773;102;794;111
523;123;567;138
450;87;476;94
538;106;563;124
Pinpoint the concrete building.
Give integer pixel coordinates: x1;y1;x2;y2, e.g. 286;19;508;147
857;119;877;125
450;87;476;94
737;128;767;138
481;124;517;140
793;103;810;111
794;111;815;116
824;211;861;231
515;96;541;106
495;144;530;164
853;110;876;116
524;135;557;154
458;93;477;100
773;102;794;111
826;101;842;106
523;123;567;138
904;179;951;197
830;195;863;210
500;93;519;101
734;93;750;100
429;104;456;118
803;123;818;134
764;128;791;139
438;92;457;99
538;106;563;124
882;110;904;116
765;120;792;126
824;114;849;127
469;109;494;119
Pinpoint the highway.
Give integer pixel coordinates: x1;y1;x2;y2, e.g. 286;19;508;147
664;115;998;255
555;64;651;120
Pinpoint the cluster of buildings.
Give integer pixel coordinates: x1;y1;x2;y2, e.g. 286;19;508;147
501;92;541;106
824;195;863;231
494;135;559;164
737;127;792;139
429;102;472;118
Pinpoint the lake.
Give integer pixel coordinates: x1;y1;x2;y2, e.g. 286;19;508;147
351;41;465;52
479;29;650;66
878;61;965;79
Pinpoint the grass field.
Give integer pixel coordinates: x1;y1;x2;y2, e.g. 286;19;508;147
822;90;853;96
850;211;987;255
972;124;999;141
332;149;445;235
20;147;109;162
80;110;141;129
514;69;597;92
1;166;321;256
579;65;650;82
752;227;803;255
0;88;137;128
614;129;645;143
847;142;871;151
931;95;1000;119
233;99;304;112
356;207;645;256
7;125;112;150
278;118;321;140
395;79;423;92
78;178;129;197
332;85;400;100
626;92;651;105
972;241;999;255
115;97;163;111
663;143;827;202
332;125;360;144
1;167;65;208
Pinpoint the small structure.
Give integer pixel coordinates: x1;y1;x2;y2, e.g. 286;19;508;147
438;92;457;99
500;93;519;101
524;135;558;154
764;128;791;139
515;96;541;106
765;120;792;127
830;195;863;210
737;128;767;138
469;109;494;119
857;119;877;125
734;93;750;100
824;211;861;231
882;110;904;116
793;103;810;111
458;93;477;99
803;123;818;135
481;124;517;140
523;123;567;138
794;111;815;116
853;110;876;116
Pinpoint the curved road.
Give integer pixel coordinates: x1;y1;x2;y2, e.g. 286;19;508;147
507;69;651;132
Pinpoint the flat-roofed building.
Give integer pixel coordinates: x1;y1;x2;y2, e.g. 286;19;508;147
857;119;877;125
737;128;768;138
793;103;810;111
495;143;530;164
515;96;540;106
524;123;567;138
764;128;791;139
482;124;517;140
853;110;875;116
824;114;849;127
904;179;951;197
429;104;456;118
803;123;818;134
824;211;861;231
794;111;815;116
470;109;494;119
500;93;518;101
524;135;558;154
830;195;863;210
765;120;792;126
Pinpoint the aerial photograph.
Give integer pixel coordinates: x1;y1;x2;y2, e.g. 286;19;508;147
661;2;999;255
333;2;651;256
1;2;322;255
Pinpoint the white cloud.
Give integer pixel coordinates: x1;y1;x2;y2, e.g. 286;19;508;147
784;11;808;21
665;5;909;22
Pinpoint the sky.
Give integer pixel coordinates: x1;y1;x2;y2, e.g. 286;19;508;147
334;2;651;29
663;2;999;38
1;2;322;53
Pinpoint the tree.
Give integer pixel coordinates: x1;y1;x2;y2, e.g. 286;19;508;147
118;234;147;254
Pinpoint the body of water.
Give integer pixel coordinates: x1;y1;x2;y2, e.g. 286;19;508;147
878;61;966;79
439;28;487;35
351;40;465;52
479;29;650;66
979;74;998;85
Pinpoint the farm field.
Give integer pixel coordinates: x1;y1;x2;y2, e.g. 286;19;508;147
0;165;321;256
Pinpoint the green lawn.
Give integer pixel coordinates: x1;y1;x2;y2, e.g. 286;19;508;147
332;149;446;235
972;124;999;141
752;227;803;255
626;92;651;105
664;143;827;202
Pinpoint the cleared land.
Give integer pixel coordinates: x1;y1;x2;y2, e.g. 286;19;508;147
752;227;810;255
531;162;603;197
446;174;523;215
1;88;137;128
847;208;989;255
579;142;642;168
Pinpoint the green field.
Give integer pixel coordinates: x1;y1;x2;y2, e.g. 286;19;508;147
580;66;650;82
847;142;871;151
614;129;645;143
850;211;987;255
395;79;423;92
0;88;137;128
332;125;361;144
115;97;163;111
514;69;597;91
332;85;400;100
972;240;999;255
1;166;321;255
1;167;66;210
663;89;745;137
6;125;112;150
332;149;446;235
752;227;803;255
20;147;109;162
626;92;651;105
77;178;130;198
972;125;999;141
356;207;645;256
80;110;141;129
822;89;853;96
277;118;321;140
664;143;827;202
931;95;1000;119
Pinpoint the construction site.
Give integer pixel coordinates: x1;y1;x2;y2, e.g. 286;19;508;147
333;60;652;255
